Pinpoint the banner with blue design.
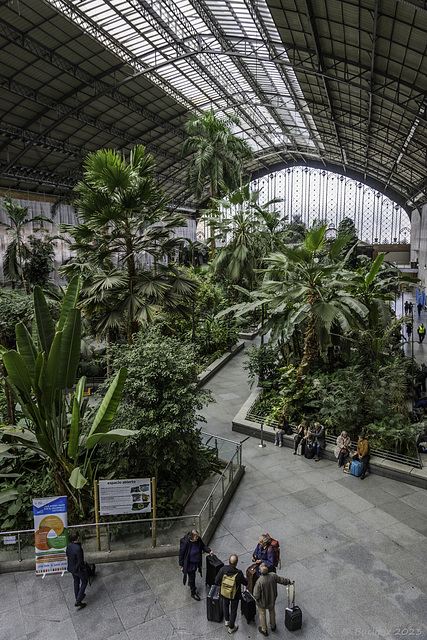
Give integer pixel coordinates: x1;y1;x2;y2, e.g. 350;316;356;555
33;496;68;575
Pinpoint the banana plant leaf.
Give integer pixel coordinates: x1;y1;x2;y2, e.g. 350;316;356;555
0;488;19;505
2;351;33;404
15;323;37;379
58;275;80;332
68;377;86;460
34;286;56;355
69;466;87;489
58;309;81;388
85;428;135;449
87;368;127;440
41;331;63;409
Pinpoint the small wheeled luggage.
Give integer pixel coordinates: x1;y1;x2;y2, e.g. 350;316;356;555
207;584;223;622
241;588;256;623
285;582;302;631
350;460;363;477
304;442;314;459
206;554;224;586
84;561;96;585
296;441;303;456
246;563;258;593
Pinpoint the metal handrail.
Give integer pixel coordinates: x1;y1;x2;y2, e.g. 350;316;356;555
0;514;199;538
201;431;242;446
199;455;237;515
0;431;244;560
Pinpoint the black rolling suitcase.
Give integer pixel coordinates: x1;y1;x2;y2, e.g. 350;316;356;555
285;582;302;631
304;442;314;459
206;554;224;586
241;588;256;623
207;585;223;622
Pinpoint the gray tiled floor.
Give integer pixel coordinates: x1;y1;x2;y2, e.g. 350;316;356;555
2;332;427;640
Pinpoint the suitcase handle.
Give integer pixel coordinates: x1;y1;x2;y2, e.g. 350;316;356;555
288;581;295;608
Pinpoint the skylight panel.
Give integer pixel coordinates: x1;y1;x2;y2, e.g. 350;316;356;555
46;0;321;155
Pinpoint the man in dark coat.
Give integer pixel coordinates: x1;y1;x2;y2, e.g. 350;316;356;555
66;531;88;608
179;529;213;601
216;554;247;634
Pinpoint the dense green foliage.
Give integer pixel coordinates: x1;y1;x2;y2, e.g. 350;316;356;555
97;325;214;516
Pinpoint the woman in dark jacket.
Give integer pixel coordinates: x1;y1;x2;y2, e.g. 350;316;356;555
179;529;213;600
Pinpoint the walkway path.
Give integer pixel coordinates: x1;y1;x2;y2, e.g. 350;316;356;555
2;337;427;640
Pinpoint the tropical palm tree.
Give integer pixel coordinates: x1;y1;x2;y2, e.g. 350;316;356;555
182;108;252;257
260;224;369;377
0;196;48;292
220;224;368;378
61;146;196;342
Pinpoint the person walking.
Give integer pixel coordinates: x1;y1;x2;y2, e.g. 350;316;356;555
66;531;88;609
406;322;412;338
216;554;247;634
179;529;213;601
253;563;293;636
418;323;426;343
418;301;424;316
352;433;371;479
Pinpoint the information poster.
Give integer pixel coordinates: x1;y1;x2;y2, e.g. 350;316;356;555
33;496;68;575
99;478;151;515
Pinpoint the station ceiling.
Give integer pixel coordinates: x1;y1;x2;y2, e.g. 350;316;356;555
1;0;426;214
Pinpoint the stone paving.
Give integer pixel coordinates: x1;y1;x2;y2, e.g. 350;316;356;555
2;318;427;640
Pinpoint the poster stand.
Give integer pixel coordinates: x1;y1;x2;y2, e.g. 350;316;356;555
94;480;101;551
151;474;157;548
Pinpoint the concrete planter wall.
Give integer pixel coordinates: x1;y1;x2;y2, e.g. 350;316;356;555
232;389;427;490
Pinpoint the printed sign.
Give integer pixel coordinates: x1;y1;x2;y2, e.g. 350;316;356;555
33;496;68;575
99;478;151;515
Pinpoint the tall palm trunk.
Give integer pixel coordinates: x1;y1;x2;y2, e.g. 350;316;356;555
209;180;215;259
125;230;138;342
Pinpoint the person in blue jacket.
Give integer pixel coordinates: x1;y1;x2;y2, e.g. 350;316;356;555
66;531;88;608
179;529;213;600
252;534;276;577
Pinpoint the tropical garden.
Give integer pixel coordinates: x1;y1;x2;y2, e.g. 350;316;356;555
0;107;421;532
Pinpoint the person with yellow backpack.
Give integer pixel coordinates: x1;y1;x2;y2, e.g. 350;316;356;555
215;554;248;634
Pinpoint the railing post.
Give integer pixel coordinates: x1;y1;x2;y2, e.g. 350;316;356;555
198;514;202;538
221;475;225;499
259;421;266;448
214;437;218;459
18;533;22;562
107;525;111;552
209;495;214;519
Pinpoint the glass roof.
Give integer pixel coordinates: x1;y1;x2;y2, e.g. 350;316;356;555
46;0;321;156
